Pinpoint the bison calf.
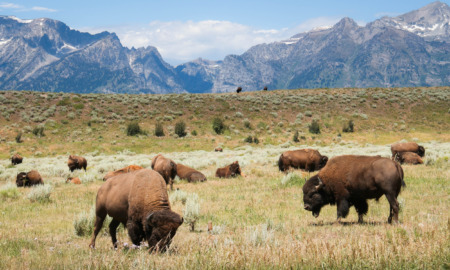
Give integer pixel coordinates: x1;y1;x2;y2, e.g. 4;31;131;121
216;161;242;178
394;152;423;165
103;165;144;181
176;163;207;183
303;155;405;224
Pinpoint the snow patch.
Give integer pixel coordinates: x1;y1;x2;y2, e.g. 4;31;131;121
0;38;12;46
7;16;32;24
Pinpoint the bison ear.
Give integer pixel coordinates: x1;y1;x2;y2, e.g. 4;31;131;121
180;217;184;224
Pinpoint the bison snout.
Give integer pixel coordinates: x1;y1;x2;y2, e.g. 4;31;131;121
304;204;311;211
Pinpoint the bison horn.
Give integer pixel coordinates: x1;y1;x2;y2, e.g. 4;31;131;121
315;177;324;190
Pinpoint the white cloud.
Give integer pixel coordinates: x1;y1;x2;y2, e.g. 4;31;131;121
31;6;57;12
84;17;341;66
0;2;23;9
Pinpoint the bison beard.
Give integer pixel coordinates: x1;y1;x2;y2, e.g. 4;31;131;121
303;155;405;224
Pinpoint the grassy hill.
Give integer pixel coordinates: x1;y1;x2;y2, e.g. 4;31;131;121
0;86;449;159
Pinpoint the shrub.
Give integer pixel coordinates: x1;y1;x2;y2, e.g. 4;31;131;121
0;182;20;200
244;136;253;143
308;120;321;134
155;122;165;137
175;121;187;137
15;132;22;143
170;189;189;205
183;193;200;232
253;137;259;144
27;184;52;203
212;117;225;134
126;122;144;136
305;111;313;117
244;119;252;129
191;130;198;136
32;126;45;137
342;120;354;133
73;205;112;237
281;172;303;186
293;130;299;142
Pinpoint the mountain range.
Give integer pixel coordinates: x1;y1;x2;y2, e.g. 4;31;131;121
0;1;449;94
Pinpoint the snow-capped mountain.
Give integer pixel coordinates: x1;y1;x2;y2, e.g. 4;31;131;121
0;1;448;94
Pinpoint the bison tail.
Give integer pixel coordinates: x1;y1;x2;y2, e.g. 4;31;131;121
395;162;406;188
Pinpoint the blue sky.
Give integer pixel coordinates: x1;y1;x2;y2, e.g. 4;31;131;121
1;1;448;65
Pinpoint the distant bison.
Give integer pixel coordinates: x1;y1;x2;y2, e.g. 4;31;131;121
278;149;328;172
103;165;144;181
391;142;425;160
216;161;242;178
68;155;87;172
176;163;207;183
263;86;268;91
394;152;423;165
66;177;81;184
303;155;405;224
214;147;223;152
89;169;183;252
16;170;43;187
11;154;23;165
151;154;177;190
236;87;242;93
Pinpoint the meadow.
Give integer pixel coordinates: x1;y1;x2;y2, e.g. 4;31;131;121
0;87;449;269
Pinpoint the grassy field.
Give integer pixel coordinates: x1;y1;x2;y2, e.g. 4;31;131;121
0;87;449;269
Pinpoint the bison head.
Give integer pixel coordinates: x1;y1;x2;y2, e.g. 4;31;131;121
190;172;207;182
302;175;329;218
417;146;425;157
16;172;28;187
145;210;183;252
229;161;241;177
319;156;328;169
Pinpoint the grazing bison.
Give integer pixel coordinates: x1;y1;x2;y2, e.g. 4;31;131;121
216;161;242;178
176;164;207;183
11;154;23;165
391;142;425;160
103;165;144;181
394;152;423;165
236;87;242;93
16;170;43;187
89;169;183;252
303;155;405;224
66;177;81;184
68;155;87;172
278;149;328;172
151;154;177;190
263;86;268;91
214;147;223;152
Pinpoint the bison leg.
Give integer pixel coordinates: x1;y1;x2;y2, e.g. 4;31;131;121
109;219;121;249
385;193;399;224
336;199;350;221
127;220;144;246
354;200;369;224
89;210;107;249
169;178;173;190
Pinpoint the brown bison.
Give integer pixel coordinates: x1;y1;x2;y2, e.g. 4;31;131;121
263;86;268;91
236;86;242;93
11;154;23;165
176;164;207;183
216;161;242;178
278;149;328;172
151;154;177;190
303;155;405;224
66;177;82;184
16;170;44;187
391;142;425;160
89;169;183;252
394;152;423;165
214;147;223;152
68;155;87;172
103;165;144;181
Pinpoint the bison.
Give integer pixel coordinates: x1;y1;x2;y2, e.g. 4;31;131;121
176;164;207;183
66;177;81;184
394;152;423;165
391;142;425;160
89;169;183;252
263;86;268;91
68;155;87;172
16;170;43;187
103;165;144;181
11;154;23;165
236;87;242;93
214;147;223;152
303;155;405;224
216;161;242;178
151;154;177;190
278;149;328;172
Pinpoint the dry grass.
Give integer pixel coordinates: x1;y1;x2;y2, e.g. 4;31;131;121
0;143;448;269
